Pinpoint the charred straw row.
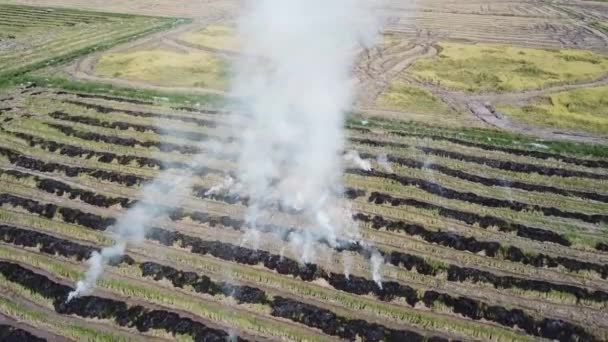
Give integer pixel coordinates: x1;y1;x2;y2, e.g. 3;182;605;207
384;130;608;169
0;324;46;342
49;111;212;142
144;228;600;341
43;107;608;205
182;185;608;302
141;262;451;342
418;146;608;180
47;122;202;154
0;262;242;342
356;147;608;203
0;169;134;208
0;224;449;341
0;194;601;340
0;220;604;341
24;117;608;205
63;99;221;128
349;169;608;224
368;191;571;246
354;138;607;180
5;129;190;170
0;146;146;186
55;91;153;105
0;225;133;265
354;213;608;279
4;169;608;304
0;193;116;230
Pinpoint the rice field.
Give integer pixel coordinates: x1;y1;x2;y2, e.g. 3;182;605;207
0;1;607;342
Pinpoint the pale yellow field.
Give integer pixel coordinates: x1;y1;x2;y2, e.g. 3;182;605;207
95;49;230;89
498;86;608;135
376;81;452;115
409;42;608;92
179;25;240;52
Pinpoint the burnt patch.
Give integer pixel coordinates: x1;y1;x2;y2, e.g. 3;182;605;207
422;291;596;341
47;123;201;154
0;147;146;186
386;130;608;169
0;324;46;342
0;193;116;231
63;100;220;128
140;261;269;305
354;213;608;279
0;169;134;208
368;191;571;246
349;169;608;224
447;265;608;304
0;262;241;341
56;92;153;105
6;129;189;170
49;111;210;142
271;296;438;342
418;146;608;180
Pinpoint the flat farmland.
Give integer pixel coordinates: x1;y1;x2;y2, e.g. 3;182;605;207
0;1;607;341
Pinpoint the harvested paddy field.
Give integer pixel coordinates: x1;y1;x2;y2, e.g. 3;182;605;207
0;1;607;342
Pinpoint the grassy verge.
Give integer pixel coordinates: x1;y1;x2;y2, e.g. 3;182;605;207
95;49;230;89
10;75;225;107
349;116;608;159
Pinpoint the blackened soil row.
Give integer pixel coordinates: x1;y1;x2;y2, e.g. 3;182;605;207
56;91;153;106
6;218;608;338
6;129;189;170
349;169;608;224
355;146;608;203
0;323;46;342
0;193;116;231
142;261;451;342
63;99;221;128
0;225;133;265
49;111;212;142
47;123;202;154
176;187;608;303
0;224;449;341
354;213;608;280
0;169;134;208
145;228;597;341
7;187;608;308
0;262;242;342
0;146;146;186
384;130;608;169
192;185;366;206
368;191;571;246
0;198;599;342
418;146;608;180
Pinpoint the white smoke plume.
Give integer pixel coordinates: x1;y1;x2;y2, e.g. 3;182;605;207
371;251;384;288
376;153;393;173
231;0;382;272
68;165;198;301
344;150;372;171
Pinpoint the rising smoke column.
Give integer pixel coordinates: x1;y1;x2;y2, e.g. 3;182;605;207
231;0;382;264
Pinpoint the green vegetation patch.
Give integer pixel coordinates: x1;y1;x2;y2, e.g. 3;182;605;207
0;4;183;83
376;81;452;115
409;42;608;92
498;86;608;135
